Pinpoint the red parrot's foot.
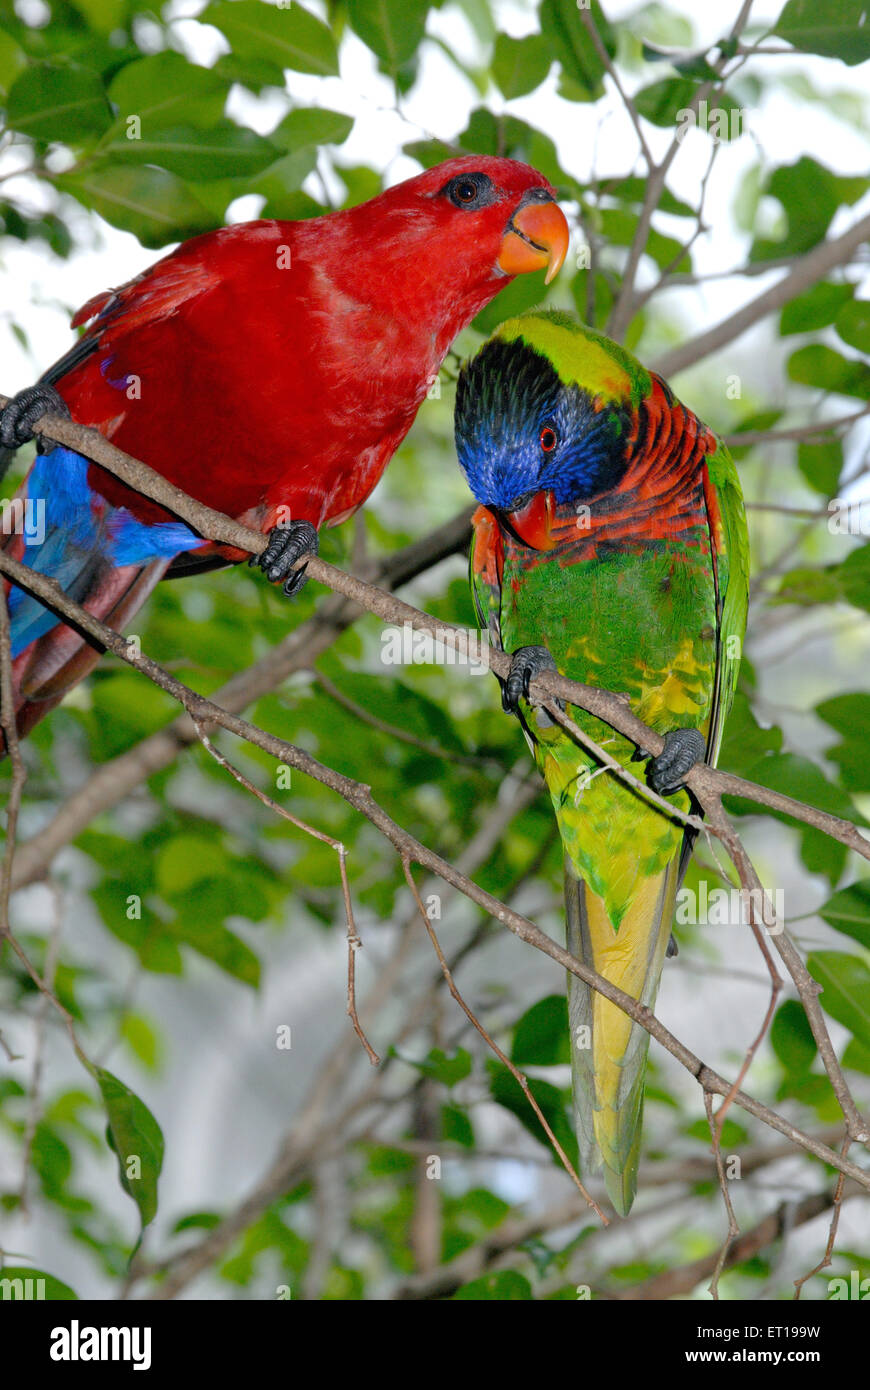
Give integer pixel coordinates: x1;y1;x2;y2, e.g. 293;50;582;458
502;644;564;716
0;383;70;454
250;520;319;597
637;727;706;795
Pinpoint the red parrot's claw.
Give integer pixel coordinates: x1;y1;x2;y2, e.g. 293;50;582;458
647;727;706;795
250;520;319;598
0;383;70;454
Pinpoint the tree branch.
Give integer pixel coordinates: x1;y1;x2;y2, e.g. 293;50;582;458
1;546;867;1189
653;212;870;379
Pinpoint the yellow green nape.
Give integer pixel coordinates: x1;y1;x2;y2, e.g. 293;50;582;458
492;310;652;411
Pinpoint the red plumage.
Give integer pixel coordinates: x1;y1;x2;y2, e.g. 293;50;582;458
55;155;567;543
1;156;568;738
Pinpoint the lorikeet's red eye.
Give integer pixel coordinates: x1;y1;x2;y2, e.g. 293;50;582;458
540;426;558;452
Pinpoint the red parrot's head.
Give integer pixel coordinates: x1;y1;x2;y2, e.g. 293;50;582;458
398;154;569;284
338;155;570;331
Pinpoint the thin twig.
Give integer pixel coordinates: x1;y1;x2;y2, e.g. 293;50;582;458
402;857;608;1224
192;721;380;1067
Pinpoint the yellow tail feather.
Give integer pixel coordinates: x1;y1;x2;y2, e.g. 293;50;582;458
565;855;678;1215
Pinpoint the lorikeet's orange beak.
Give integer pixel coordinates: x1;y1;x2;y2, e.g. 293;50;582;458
500;490;559;550
498;195;569;284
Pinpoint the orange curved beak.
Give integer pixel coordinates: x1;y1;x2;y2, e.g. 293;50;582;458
497;198;569;285
502;490;559;551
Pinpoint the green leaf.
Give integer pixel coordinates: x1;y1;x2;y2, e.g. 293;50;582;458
511;994;569;1065
201;1;339;76
770;999;817;1073
718;689;783;776
173;1211;222;1233
772;0;870;66
0;27;27;98
751;158;867;262
487;1060;577;1165
57;165;213;248
836;299;870;353
156;835;227;894
472;268;551;335
0;1267;78;1299
405;1047;472;1087
107;51;229;131
634;76;698;127
32;1123;72;1198
120;1013;162;1072
605;176;695;218
97;1068;164;1231
346;0;429;70
722;751;861;884
775;564;844;608
271;107;353;151
819;881;870;949
797;439;843;495
840;544;870;611
780;281;854;335
99;121;279;180
686;1117;747;1148
539;0;613;100
726;409;784;460
441;1103;475;1147
170;911;261;988
492;33;551;98
816;692;870;792
71;0;126;31
843;1038;870;1074
453;1270;533;1299
7;61;113;143
634;80;744;138
787;344;870;400
807;952;870;1049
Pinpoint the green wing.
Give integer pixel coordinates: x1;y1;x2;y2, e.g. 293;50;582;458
704;439;750;767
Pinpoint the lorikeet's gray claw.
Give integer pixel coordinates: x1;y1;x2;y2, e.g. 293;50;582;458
250;520;318;597
502;645;564;715
647;727;706;795
666;933;679;959
0;383;70;454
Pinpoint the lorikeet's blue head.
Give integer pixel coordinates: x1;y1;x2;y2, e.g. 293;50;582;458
454;315;635;514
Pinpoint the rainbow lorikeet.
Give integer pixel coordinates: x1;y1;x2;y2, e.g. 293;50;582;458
454;311;749;1214
0;156;568;739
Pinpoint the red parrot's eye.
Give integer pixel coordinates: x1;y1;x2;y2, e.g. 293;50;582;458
442;173;493;210
540;426;558;453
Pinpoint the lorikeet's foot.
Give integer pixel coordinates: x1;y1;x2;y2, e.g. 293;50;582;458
250;520;318;597
636;727;706;795
0;383;70;453
502;645;565;715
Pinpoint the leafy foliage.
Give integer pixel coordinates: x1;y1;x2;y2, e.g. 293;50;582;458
0;0;869;1304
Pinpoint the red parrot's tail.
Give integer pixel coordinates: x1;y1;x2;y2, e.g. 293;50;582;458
5;544;168;742
2;443;199;745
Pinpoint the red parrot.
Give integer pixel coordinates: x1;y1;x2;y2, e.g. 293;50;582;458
0;156;569;738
